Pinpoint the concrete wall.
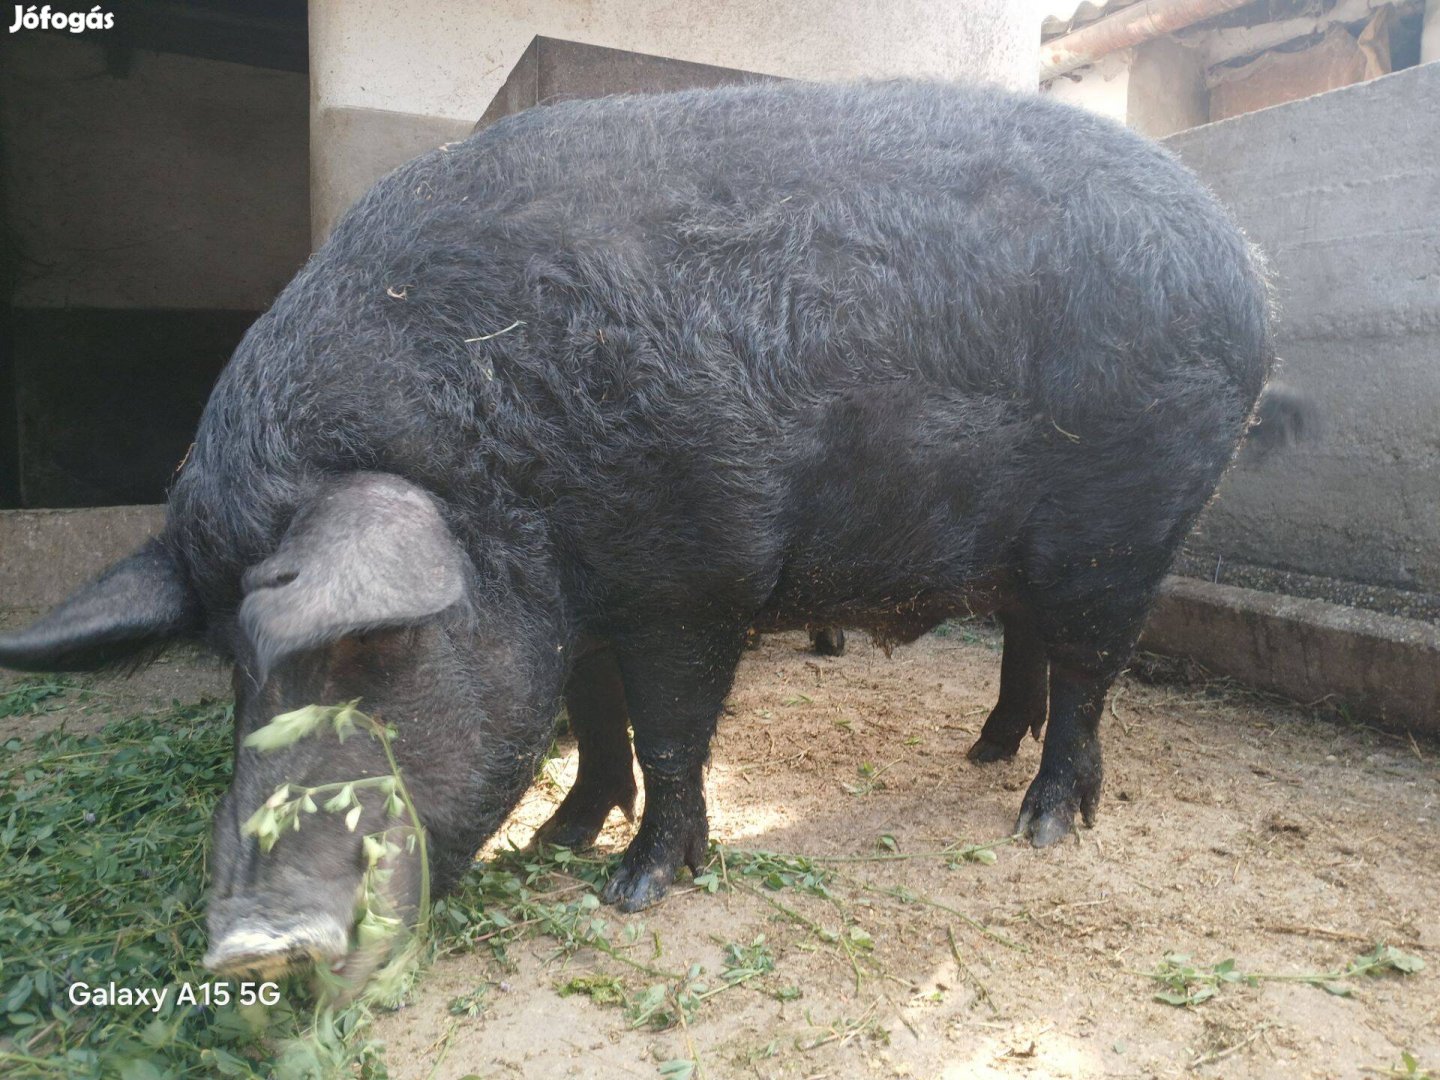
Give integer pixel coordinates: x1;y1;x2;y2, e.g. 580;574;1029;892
0;35;309;310
1167;62;1440;594
0;506;165;613
1127;37;1208;137
472;36;781;129
308;0;1038;241
0;33;310;507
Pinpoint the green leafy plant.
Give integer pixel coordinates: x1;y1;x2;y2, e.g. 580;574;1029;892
1143;944;1426;1007
557;973;627;1007
0;688;448;1078
721;849;833;898
0;678;79;720
842;760;897;796
447;984;492;1018
943;841;999;867
719;937;776;985
795;1002;889;1052
241;700;432;999
1146;955;1254;1005
0;694;341;1078
1368;1051;1433;1080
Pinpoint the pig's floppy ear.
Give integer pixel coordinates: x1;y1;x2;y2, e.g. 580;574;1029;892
239;473;468;680
0;539;202;672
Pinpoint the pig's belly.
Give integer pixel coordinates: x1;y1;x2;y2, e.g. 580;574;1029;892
751;582;1007;647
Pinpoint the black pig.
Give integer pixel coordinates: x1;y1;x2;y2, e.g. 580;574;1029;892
808;627;846;656
0;79;1275;975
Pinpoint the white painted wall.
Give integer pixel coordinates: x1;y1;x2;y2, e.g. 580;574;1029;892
310;0;1036;124
1039;50;1130;121
1423;0;1440;62
308;0;1039;240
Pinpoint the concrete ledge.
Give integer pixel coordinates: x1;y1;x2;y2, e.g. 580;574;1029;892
0;505;164;611
6;511;1434;733
1141;575;1439;732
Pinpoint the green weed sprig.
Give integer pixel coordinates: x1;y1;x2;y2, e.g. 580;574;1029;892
241;700;433;998
0;690;334;1078
1142;944;1425;1006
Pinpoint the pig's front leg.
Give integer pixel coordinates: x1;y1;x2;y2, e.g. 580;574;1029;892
600;625;745;912
967;609;1048;763
534;643;636;850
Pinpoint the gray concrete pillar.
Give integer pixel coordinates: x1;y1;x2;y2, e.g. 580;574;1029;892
1423;0;1440;64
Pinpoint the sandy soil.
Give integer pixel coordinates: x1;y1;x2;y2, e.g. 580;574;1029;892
3;620;1433;1078
370;628;1439;1080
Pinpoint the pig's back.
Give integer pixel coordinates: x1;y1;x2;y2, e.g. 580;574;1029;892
341;79;1270;413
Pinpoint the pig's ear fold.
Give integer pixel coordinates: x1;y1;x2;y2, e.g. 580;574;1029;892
239;473;469;680
0;539;202;672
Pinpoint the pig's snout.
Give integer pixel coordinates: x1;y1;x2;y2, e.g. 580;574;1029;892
204;817;424;980
204;897;350;977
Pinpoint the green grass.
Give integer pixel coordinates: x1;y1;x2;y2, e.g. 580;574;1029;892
3;685;279;1077
0;683;405;1079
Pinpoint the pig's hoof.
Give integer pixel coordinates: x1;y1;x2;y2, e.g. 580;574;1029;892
601;861;675;912
967;703;1042;765
966;736;1019;764
1014;765;1101;847
534;813;604;852
534;784;636;852
600;818;707;913
1015;800;1076;847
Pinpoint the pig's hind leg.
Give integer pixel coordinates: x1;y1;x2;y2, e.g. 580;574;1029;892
966;609;1048;763
1012;496;1195;846
1013;658;1112;847
1004;574;1155;848
1010;402;1242;844
601;626;745;912
1008;552;1175;847
533;645;638;851
809;626;846;656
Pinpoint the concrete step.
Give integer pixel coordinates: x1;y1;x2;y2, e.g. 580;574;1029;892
1142;575;1438;733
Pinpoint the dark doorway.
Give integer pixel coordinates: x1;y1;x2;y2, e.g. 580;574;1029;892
0;0;310;508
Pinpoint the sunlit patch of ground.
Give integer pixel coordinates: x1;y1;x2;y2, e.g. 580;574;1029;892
375;629;1440;1080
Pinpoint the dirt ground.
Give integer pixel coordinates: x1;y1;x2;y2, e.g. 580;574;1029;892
0;611;231;740
370;628;1440;1080
3;620;1434;1079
